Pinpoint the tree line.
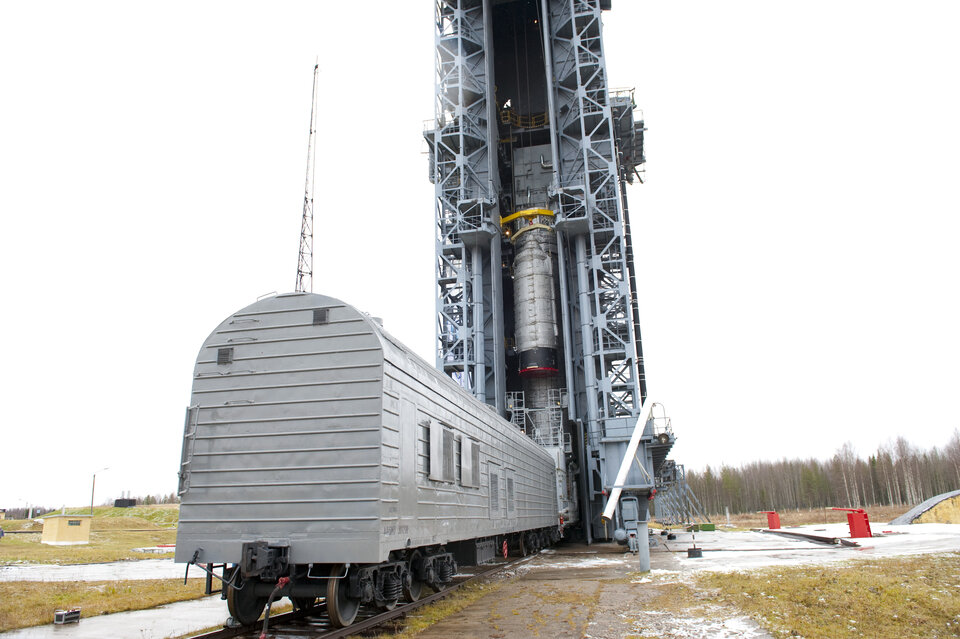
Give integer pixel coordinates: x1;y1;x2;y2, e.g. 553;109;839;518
686;430;960;515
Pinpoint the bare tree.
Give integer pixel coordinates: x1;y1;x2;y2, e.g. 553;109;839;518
682;432;959;516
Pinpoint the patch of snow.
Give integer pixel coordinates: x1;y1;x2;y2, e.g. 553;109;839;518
664;524;960;574
528;556;628;569
631;609;770;638
0;559;209;582
0;596;226;639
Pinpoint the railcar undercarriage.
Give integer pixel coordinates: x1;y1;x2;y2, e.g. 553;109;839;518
212;529;559;628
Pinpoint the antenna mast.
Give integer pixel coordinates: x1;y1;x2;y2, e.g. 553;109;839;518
295;61;320;293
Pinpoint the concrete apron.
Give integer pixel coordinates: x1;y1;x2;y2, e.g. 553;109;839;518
415;541;772;639
0;596;226;639
0;559;193;582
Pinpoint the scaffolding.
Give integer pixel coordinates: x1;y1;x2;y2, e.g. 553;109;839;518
653;461;711;526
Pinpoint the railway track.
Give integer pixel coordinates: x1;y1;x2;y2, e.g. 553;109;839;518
189;556;531;639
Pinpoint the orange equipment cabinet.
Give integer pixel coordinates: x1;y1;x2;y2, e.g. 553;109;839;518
758;511;781;529
831;507;872;538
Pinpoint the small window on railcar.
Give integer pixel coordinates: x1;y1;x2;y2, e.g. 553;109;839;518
427;421;457;483
461;438;479;488
428;420;441;480
442;428;455;482
470;440;480;486
455;437;462;485
420;419;432;476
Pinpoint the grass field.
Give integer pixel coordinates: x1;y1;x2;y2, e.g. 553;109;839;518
0;505;178;565
698;552;960;638
0;578;207;633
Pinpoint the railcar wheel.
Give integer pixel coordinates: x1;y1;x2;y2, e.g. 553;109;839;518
226;577;267;626
326;565;360;628
403;551;423;602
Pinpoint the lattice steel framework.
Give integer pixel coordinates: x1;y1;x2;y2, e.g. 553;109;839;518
428;0;505;413
549;0;641;431
544;0;653;541
295;62;320;294
427;0;672;546
653;461;711;526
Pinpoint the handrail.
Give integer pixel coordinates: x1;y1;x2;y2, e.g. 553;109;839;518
499;108;549;129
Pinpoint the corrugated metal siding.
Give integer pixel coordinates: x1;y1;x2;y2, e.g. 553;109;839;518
377;333;557;554
176;294;384;564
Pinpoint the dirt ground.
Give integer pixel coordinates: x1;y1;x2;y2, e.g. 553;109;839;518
413;542;771;639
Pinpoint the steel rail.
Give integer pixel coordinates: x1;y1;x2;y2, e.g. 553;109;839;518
188;556;532;639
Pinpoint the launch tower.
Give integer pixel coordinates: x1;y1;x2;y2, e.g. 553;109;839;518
426;0;674;566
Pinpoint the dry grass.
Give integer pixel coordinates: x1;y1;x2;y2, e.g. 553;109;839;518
0;508;179;565
698;552;960;638
58;505;180;527
0;505;179;533
0;527;176;564
704;505;910;530
541;584;601;636
0;519;43;533
89;516;165;531
373;579;509;638
0;578;207;632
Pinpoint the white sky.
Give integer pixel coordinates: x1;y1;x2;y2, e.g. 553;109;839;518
1;1;958;509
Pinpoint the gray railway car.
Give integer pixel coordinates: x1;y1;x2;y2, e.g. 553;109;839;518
175;292;560;626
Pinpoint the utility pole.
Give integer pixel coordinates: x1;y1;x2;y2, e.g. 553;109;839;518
295;60;320;293
90;467;109;516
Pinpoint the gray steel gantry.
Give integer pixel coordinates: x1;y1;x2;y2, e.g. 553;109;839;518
429;0;506;414
427;0;672;562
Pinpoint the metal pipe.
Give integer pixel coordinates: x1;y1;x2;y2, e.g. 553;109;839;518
619;170;647;403
602;399;656;521
482;0;503;413
472;248;486;403
574;236;600;440
555;233;577;421
557;232;589;538
490;235;506;415
575;235;600;542
574;417;591;544
90;467;108;516
540;0;562;183
482;0;499;203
